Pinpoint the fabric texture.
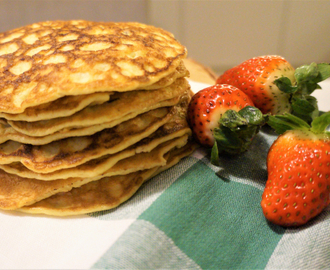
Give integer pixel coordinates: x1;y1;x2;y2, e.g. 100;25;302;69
89;125;330;269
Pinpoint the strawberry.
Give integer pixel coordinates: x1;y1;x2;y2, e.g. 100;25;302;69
261;112;330;227
217;55;295;114
216;55;330;123
187;84;266;163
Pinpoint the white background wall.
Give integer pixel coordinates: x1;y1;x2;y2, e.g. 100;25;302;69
1;0;329;74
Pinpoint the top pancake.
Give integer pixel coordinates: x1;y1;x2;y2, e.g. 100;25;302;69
0;20;187;113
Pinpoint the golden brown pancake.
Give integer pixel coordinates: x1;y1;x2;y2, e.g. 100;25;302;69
0;135;190;210
0;89;192;173
0;92;111;122
0;106;174;172
18;168;159;216
0;60;188;122
0;128;191;181
0;20;194;217
0;91;189;145
7;78;190;137
18;142;196;216
0;20;187;114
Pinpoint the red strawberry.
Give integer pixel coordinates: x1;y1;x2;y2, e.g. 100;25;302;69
188;84;254;147
217;55;330;123
217;55;295;115
261;112;330;227
187;84;266;162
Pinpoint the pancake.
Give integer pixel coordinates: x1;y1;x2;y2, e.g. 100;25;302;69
0;91;188;145
0;87;192;174
0;135;189;210
17;142;196;216
143;60;189;90
0;20;187;114
0;127;191;181
0;60;188;122
7;77;189;137
0;106;174;172
18;168;159;216
0;92;111;122
0;20;194;217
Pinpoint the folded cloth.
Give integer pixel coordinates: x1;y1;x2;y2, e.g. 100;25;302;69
0;81;329;270
90;126;330;270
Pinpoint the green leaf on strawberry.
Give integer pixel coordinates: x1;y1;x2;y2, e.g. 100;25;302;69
211;106;267;165
267;111;330;135
267;112;310;134
290;95;318;121
274;62;330;123
311;111;330;134
271;76;297;94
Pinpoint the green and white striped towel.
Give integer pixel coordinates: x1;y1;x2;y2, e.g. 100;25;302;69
0;80;329;269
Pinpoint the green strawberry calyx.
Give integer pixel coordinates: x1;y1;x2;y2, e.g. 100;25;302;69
210;106;267;165
211;108;330;166
273;62;330;124
267;111;330;135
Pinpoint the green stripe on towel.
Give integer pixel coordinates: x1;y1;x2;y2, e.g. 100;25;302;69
138;160;285;269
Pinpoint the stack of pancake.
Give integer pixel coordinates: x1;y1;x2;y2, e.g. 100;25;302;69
0;20;195;216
